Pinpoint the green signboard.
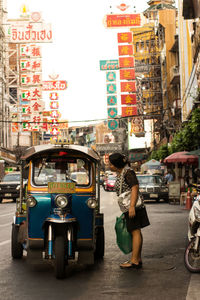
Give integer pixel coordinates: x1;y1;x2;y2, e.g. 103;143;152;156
108;107;118;118
107;83;117;94
106;71;116;82
108;119;119;130
99;60;119;71
107;95;117;106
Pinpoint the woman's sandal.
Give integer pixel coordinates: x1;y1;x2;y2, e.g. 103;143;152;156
120;261;142;269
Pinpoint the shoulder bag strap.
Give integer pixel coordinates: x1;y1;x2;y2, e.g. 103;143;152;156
119;168;126;194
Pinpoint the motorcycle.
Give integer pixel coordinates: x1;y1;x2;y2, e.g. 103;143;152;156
184;184;200;272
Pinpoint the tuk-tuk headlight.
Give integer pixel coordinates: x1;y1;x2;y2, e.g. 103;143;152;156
27;196;37;208
87;198;97;209
55;195;68;208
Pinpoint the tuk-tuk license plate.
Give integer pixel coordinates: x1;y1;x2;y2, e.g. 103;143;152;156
150;194;158;198
5;193;12;196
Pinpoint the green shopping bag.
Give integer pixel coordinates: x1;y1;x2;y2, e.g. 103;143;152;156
115;214;132;254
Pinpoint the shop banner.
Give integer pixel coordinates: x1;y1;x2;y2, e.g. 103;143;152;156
121;81;136;93
121;94;137;105
9;22;53;43
20;44;42;57
119;56;134;68
21;73;42;85
50;101;59;110
106;14;141;28
50;92;59;100
99;60;119;71
118;44;133;56
20;58;42;72
42;80;67;91
130;117;145;137
120;68;135;80
117;32;133;43
121;106;137;117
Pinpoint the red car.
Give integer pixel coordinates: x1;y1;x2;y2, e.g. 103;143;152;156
103;174;116;191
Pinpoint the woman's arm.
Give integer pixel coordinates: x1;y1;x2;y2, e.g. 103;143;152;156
129;184;139;218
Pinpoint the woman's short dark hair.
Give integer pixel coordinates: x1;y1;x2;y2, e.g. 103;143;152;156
109;153;128;169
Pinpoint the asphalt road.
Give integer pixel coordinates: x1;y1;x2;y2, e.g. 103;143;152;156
0;190;198;300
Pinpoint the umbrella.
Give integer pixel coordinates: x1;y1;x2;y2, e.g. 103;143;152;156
186;149;200;168
164;151;198;164
141;159;162;172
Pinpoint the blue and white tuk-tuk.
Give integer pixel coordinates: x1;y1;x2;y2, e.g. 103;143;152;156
11;144;104;279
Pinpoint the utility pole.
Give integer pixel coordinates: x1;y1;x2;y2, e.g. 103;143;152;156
0;0;8;148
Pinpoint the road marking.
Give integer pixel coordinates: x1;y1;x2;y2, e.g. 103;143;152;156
0;212;14;218
186;274;200;300
0;222;12;228
0;240;10;246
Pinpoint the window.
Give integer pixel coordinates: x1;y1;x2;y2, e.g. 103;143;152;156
33;155;90;186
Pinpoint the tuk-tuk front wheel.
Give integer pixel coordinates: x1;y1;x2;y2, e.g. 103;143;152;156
54;235;66;279
11;224;23;259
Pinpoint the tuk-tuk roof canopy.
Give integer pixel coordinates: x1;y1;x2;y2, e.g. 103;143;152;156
21;144;100;162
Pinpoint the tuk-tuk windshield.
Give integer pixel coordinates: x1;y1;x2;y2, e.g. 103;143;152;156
33;156;90;186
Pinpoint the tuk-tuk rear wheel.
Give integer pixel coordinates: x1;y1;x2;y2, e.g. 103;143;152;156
54;235;66;279
11;224;23;259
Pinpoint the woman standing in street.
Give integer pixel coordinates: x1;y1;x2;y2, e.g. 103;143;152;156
109;153;150;269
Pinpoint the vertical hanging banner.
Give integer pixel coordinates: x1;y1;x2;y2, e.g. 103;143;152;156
42;76;67;139
106;71;118;130
118;32;133;43
130;117;145;137
118;44;133;56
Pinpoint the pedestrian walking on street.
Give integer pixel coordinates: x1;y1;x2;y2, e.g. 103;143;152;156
109;153;150;269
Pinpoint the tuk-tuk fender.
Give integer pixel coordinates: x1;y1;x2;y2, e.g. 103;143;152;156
45;213;77;224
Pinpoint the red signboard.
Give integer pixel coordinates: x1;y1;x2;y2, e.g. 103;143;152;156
118;45;133;56
121;94;137;105
120;69;135;80
121;106;138;117
118;32;133;43
121;81;136;93
119;57;134;68
106;14;141;28
42;81;67;91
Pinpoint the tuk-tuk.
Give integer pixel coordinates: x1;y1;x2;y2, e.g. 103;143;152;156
11;144;104;279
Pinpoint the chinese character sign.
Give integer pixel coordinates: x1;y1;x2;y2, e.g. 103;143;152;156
118;32;133;43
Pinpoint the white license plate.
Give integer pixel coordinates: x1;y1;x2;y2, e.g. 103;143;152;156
150;193;158;198
5;193;12;196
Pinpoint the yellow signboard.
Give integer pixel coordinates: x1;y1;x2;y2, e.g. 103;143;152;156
48;182;76;194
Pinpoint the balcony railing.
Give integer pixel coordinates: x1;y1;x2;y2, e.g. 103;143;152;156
170;65;180;84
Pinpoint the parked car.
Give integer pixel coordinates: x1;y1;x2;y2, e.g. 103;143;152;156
137;174;169;202
0;172;21;203
103;174;116;191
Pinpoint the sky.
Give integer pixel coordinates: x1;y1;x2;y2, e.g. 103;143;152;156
6;0;178;126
